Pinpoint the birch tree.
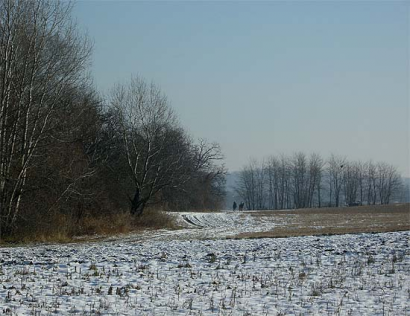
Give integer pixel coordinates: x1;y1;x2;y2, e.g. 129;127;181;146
0;0;91;237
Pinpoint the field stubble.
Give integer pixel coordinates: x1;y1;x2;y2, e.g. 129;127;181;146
233;203;410;239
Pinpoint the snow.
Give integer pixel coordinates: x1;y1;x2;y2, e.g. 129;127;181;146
1;229;409;315
93;211;286;243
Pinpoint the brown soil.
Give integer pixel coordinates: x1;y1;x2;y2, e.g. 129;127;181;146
230;203;410;239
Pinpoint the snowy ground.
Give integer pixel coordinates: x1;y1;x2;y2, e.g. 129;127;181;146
103;211;289;243
101;207;409;242
1;229;409;315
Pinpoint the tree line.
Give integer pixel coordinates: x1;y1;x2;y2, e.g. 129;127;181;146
235;153;403;210
0;0;225;240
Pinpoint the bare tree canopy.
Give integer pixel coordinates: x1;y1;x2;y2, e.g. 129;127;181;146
109;77;225;216
235;153;403;211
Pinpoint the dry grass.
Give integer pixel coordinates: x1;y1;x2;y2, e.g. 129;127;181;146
74;208;178;241
133;207;178;229
4;207;178;244
76;212;135;236
231;203;410;239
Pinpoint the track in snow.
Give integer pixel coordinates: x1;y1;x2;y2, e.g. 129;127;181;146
102;211;283;243
179;212;249;228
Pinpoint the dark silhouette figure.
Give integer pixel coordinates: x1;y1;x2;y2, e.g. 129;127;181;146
233;201;237;211
239;202;244;211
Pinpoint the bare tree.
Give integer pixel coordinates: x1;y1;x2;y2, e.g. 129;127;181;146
111;76;201;216
0;0;91;237
33;85;102;221
265;156;278;209
237;152;402;212
376;162;401;204
236;161;255;210
291;152;309;209
190;139;226;208
327;154;346;207
356;161;366;205
278;154;292;209
266;153;321;210
365;161;377;205
342;161;359;206
308;153;324;208
255;160;266;210
162;139;226;211
236;159;265;210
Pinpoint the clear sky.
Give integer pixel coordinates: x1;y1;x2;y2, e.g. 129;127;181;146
73;0;409;176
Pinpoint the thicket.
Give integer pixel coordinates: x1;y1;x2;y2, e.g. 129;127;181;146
0;0;225;241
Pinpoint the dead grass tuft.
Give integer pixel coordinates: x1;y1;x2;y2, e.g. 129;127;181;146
134;207;178;230
76;212;134;236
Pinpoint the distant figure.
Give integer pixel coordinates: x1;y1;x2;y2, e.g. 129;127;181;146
233;201;237;211
239;202;244;211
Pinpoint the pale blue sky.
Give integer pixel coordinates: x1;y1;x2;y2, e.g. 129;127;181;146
73;1;409;176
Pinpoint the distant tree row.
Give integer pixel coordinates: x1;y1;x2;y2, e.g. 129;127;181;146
0;0;225;240
235;153;403;210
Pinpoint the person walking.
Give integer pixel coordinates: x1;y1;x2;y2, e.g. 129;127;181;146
233;201;237;211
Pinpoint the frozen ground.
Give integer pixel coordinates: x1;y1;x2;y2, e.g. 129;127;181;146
103;211;289;243
0;230;409;315
101;206;409;242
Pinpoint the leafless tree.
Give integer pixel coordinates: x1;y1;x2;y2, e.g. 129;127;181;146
267;154;293;210
111;76;195;215
255;160;266;210
236;159;265;210
163;139;226;211
365;161;377;205
192;139;224;175
0;0;91;237
279;154;292;209
265;156;278;210
191;140;226;207
342;161;359;205
327;154;346;207
237;152;402;211
308;153;324;208
376;162;401;204
288;152;323;209
356;161;366;204
291;152;309;209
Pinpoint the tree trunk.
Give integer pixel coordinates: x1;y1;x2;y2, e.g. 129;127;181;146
130;188;140;216
130;188;146;216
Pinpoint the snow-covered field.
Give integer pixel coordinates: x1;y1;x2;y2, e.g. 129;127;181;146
1;230;409;315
